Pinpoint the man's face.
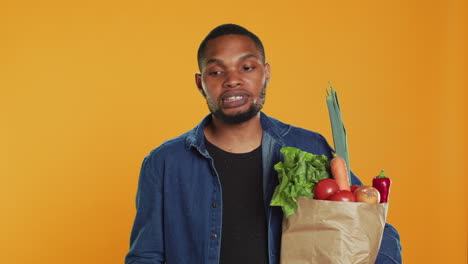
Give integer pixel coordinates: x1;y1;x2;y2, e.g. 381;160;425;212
196;34;271;124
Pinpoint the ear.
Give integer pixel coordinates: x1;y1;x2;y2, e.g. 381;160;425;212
195;73;206;96
264;62;271;84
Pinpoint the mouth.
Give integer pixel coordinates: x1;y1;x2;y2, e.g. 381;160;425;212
220;92;250;109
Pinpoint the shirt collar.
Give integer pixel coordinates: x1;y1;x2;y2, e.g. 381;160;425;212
185;112;289;154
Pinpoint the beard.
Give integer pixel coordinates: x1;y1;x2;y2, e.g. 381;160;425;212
206;86;266;125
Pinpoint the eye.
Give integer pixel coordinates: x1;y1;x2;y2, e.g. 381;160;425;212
242;66;255;71
209;71;222;76
207;67;224;76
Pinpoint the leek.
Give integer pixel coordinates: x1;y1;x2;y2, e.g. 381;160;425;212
326;84;351;183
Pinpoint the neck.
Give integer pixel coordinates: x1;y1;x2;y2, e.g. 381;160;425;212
204;113;263;153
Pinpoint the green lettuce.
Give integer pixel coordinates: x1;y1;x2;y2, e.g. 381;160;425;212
270;147;330;217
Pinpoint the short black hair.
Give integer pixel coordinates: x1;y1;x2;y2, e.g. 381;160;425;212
197;24;265;71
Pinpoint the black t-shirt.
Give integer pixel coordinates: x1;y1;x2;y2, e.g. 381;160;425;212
205;139;269;264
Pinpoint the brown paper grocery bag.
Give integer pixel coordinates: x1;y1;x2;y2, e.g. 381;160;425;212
281;198;389;264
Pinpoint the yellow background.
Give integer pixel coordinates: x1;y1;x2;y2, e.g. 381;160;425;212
1;0;466;263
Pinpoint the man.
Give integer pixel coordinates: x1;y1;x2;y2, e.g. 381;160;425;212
125;24;402;264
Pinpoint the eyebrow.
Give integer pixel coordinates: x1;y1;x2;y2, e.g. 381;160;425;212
239;54;257;60
205;54;259;66
205;58;223;65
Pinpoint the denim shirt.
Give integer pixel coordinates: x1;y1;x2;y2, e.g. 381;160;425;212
125;113;402;264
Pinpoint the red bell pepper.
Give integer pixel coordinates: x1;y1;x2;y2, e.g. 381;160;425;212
372;170;391;203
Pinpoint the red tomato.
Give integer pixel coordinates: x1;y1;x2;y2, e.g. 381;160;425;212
350;185;360;193
354;186;380;204
328;190;356;202
314;179;340;200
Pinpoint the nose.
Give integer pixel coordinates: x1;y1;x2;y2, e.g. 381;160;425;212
223;71;242;88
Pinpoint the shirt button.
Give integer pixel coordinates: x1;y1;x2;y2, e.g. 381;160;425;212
211;233;217;239
212;203;217;208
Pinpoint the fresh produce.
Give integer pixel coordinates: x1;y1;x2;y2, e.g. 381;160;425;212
327;86;352;189
330;156;351;191
372;170;391;203
270;147;330;217
350;185;360;193
354;186;380;204
314;179;340;200
328;190;356;202
313;167;389;204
